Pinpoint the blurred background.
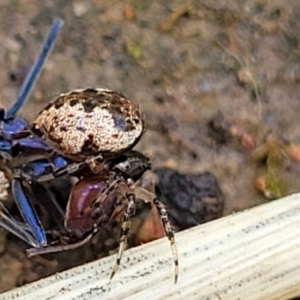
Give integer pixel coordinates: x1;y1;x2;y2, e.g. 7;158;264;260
1;0;300;293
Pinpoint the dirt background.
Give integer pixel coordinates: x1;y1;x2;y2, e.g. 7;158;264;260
0;0;300;295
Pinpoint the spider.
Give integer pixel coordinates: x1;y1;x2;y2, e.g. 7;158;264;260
0;21;179;282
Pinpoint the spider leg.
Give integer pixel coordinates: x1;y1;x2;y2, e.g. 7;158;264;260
49;154;104;180
110;193;137;280
119;172;179;282
77;177;122;219
91;178;121;208
138;170;158;191
26;232;94;257
153;197;179;284
14;154;104;183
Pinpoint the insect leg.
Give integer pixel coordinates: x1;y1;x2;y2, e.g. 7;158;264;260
0;202;40;247
7;18;64;118
11;178;47;246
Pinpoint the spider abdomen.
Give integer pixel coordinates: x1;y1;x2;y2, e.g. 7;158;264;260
32;89;144;158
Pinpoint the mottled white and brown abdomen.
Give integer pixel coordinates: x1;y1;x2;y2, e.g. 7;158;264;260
32;88;144;158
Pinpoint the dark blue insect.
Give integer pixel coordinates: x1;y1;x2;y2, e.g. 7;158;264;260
0;18;65;247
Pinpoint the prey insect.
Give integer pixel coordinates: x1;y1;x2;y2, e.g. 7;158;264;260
0;18;64;246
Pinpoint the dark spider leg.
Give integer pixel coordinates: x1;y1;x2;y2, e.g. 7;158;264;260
13;154;103;183
88;178;122;213
6;18;64;118
110;193;137;280
26;232;95;257
153;197;179;283
39;154;104;181
84;177;122;215
29;155;95;181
